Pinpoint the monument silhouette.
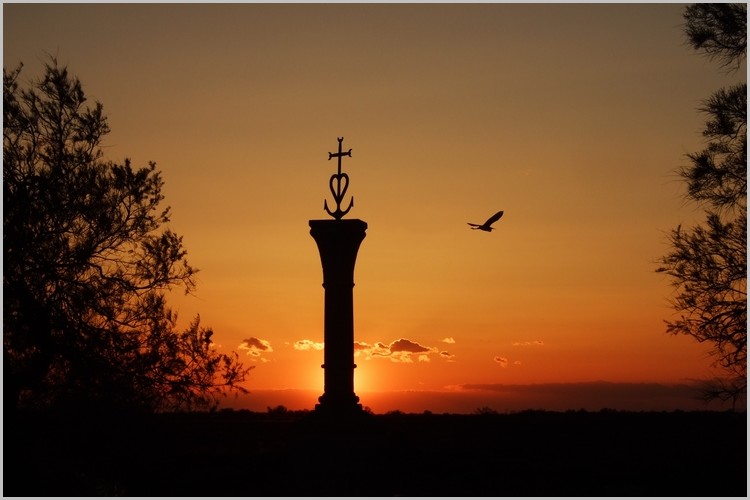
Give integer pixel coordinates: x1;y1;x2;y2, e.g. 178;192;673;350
310;137;366;415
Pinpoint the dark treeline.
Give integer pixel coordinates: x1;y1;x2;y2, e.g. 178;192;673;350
4;409;746;496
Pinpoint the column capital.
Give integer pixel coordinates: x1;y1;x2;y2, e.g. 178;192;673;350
309;218;368;235
309;219;367;288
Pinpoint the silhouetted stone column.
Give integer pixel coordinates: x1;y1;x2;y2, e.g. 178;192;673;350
310;218;367;415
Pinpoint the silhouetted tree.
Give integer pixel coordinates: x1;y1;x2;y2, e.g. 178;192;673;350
4;59;251;412
473;406;499;415
657;4;746;407
267;405;289;415
684;3;747;70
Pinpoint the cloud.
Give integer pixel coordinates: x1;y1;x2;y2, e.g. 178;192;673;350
372;342;391;356
354;341;370;351
354;338;452;362
390;338;431;354
391;351;414;363
294;339;324;351
512;340;544;346
239;337;273;358
354;341;391;359
493;356;508;368
388;338;436;363
441;337;456;344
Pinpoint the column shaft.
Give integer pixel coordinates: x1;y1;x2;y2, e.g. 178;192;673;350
309;219;367;414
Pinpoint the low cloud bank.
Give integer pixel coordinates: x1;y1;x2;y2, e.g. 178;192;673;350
222;381;732;414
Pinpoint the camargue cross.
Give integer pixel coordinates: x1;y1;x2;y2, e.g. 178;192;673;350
324;137;354;220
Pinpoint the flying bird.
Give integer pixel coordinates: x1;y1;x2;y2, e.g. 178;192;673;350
468;210;504;232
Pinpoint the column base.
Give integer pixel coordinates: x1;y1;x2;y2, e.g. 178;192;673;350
315;392;363;415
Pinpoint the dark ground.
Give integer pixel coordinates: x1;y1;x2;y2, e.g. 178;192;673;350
4;409;747;497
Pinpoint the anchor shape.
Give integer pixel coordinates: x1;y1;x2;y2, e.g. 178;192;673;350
325;172;354;219
324;137;354;220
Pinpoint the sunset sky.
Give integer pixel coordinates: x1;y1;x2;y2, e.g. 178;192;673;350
4;3;744;413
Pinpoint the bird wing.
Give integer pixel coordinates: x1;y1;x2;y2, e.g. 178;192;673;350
484;211;504;226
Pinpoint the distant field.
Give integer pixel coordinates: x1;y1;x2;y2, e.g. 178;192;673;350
5;409;746;496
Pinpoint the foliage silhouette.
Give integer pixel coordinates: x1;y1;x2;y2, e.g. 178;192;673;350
267;404;289;415
684;3;747;70
3;59;251;412
473;406;500;415
657;4;746;407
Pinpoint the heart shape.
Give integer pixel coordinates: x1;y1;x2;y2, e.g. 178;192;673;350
329;172;349;203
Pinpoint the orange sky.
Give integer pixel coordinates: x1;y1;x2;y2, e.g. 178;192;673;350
4;3;743;412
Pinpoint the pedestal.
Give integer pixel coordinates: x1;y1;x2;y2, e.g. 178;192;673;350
309;219;367;415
